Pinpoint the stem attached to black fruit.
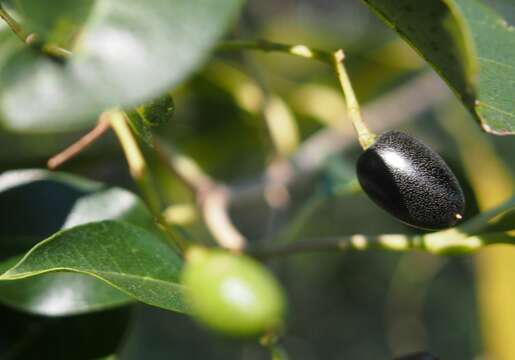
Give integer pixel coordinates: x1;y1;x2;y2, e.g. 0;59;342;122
332;50;377;149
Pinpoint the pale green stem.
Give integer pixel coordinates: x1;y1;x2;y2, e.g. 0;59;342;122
218;39;332;63
332;50;377;149
108;110;188;253
251;231;514;260
109;111;161;213
252;196;515;258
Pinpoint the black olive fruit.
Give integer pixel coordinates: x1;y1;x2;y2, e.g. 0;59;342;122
357;131;465;230
181;247;286;338
393;351;440;360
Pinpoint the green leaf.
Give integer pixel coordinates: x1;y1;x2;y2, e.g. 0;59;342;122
0;169;159;316
0;221;188;314
362;0;515;135
0;270;132;316
0;0;243;132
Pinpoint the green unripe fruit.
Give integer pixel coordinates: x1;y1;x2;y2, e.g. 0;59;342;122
181;248;286;338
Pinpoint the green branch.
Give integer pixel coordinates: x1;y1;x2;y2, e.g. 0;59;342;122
250;231;514;260
250;197;515;258
218;39;332;63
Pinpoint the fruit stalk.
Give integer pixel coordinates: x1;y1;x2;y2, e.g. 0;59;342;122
332;49;377;149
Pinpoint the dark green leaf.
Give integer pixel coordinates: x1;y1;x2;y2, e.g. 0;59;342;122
0;169;160;316
362;0;515;135
0;0;243;132
0;221;188;314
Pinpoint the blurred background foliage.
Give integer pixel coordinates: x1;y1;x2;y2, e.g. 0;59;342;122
0;0;514;359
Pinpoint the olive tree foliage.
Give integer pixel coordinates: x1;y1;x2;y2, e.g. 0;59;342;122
0;0;513;359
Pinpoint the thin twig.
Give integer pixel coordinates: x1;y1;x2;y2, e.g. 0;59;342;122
154;137;247;252
47;117;111;169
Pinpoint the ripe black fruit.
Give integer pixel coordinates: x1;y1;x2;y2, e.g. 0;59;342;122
357;131;465;230
393;351;440;360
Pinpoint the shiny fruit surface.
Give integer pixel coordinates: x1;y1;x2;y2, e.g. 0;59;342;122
357;131;465;230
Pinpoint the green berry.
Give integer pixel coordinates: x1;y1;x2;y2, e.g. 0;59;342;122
181;248;286;337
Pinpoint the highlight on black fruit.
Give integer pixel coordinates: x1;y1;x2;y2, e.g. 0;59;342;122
356;130;465;230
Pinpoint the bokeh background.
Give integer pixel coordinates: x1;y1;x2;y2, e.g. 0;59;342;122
1;0;514;359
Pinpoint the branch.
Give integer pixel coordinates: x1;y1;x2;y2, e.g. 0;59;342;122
249;197;515;259
47;117;111;169
250;231;514;260
154;138;247;252
218;39;332;63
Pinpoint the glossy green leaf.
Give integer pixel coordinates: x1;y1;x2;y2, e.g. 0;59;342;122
0;0;242;132
0;270;132;316
0;221;188;314
0;169;159;316
362;0;515;135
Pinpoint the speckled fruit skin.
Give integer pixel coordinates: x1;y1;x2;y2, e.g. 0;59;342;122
393;351;440;360
181;249;285;338
357;131;465;230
